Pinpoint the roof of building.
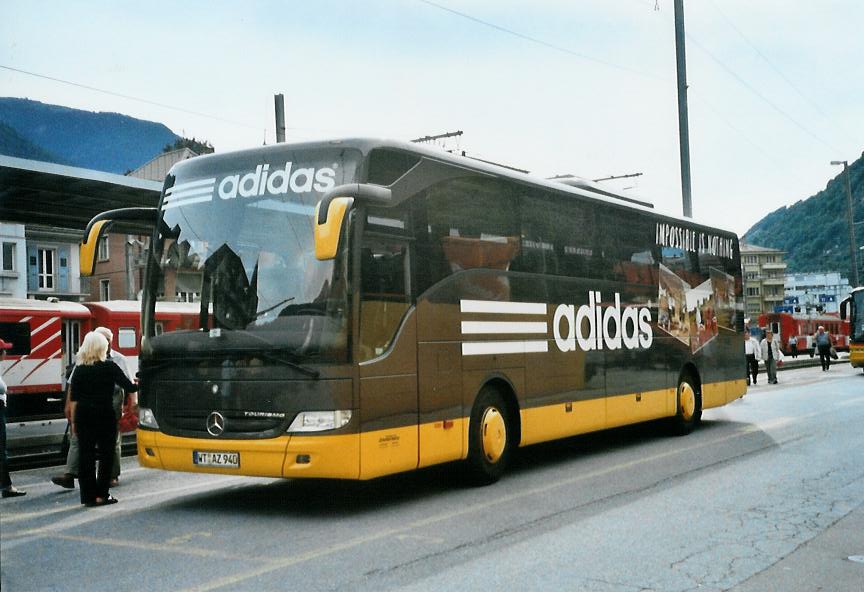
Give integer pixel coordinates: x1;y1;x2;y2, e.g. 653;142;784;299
0;155;161;230
129;147;198;182
740;242;785;254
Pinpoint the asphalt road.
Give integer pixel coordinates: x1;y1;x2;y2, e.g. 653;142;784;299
2;364;862;592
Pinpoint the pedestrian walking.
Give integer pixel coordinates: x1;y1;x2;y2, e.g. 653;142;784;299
70;331;138;507
744;331;761;385
788;335;798;359
1;338;26;498
760;329;783;385
52;327;133;490
814;326;832;371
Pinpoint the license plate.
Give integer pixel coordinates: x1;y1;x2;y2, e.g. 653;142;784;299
193;450;240;468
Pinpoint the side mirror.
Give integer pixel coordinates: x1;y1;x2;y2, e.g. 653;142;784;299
314;197;354;261
79;207;159;276
314;184;392;261
80;219;112;277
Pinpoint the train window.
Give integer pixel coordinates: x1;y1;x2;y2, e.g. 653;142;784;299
0;322;31;355
155;322;165;336
118;327;137;349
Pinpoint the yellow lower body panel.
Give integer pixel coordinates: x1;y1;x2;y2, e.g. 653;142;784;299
850;344;864;368
135;379;747;480
520;399;606;446
605;388;673;430
418;418;466;468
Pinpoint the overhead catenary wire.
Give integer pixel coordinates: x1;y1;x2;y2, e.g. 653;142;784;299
0;64;263;131
416;0;815;183
0;64;352;138
703;0;850;138
415;0;663;81
683;35;840;154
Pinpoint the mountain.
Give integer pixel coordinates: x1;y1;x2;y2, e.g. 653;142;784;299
0;97;179;174
743;153;863;281
0;121;70;164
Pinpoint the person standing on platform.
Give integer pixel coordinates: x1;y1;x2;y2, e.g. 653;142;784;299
744;331;761;386
788;334;799;359
1;339;25;498
52;327;134;490
760;329;783;385
70;331;138;507
815;326;832;371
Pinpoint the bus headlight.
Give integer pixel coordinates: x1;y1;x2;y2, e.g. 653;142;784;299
288;410;352;433
139;406;159;429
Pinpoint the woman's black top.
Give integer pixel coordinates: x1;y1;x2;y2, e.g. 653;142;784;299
70;360;138;408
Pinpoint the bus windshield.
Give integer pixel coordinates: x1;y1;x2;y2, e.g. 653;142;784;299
852;289;864;342
146;147;361;362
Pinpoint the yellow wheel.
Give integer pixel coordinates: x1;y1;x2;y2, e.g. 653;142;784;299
678;382;696;422
467;387;513;484
671;374;701;435
481;407;507;464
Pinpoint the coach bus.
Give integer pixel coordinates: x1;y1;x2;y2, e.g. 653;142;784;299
841;287;864;371
79;138;746;483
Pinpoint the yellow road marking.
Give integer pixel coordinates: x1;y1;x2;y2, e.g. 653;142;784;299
51;533;273;563
1;476;255;529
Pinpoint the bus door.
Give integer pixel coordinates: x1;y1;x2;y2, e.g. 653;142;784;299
356;227;418;479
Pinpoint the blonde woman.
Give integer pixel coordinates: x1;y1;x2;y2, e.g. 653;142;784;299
70;331;138;507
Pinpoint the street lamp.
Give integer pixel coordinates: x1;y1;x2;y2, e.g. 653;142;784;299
830;160;859;287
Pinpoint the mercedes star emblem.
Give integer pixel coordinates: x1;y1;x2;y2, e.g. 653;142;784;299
206;411;226;436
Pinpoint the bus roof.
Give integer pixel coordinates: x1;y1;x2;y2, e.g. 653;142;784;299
168;137;739;238
0;298;91;316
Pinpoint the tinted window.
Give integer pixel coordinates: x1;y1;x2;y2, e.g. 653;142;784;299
415;177;520;297
514;191;596;279
367;149;421;186
598;208;658;285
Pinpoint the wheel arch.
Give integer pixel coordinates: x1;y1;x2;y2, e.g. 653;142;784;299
476;375;522;448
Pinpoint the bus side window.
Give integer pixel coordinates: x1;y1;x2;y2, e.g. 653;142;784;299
359;238;411;361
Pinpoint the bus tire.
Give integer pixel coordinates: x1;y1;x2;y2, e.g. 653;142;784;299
670;374;701;435
465;386;512;485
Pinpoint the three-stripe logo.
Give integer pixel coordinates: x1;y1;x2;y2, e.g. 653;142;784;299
460;300;548;356
162;178;216;210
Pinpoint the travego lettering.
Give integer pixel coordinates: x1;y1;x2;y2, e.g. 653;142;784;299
553;291;653;352
218;162;336;200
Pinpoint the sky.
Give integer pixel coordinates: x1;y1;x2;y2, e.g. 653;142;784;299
2;0;862;236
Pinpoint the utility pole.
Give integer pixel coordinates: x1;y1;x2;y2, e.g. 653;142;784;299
674;0;693;218
831;160;859;287
274;94;286;143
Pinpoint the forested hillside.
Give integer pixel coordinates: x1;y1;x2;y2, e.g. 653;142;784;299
743;154;863;281
0;97;179;173
0;121;69;164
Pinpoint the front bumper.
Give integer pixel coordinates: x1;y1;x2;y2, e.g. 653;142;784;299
136;429;360;479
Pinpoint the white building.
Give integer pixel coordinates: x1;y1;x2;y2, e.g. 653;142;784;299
784;272;851;314
1;222;28;299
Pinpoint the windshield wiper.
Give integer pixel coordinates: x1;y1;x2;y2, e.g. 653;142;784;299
255;296;295;318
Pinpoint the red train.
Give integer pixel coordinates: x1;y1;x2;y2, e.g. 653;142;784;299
0;299;198;403
757;311;850;356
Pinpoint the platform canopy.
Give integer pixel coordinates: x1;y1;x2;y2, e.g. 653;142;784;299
0;155;161;231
